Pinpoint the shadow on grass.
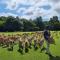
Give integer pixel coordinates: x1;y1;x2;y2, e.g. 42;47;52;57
49;56;60;60
7;47;13;51
34;46;38;51
18;49;24;55
25;48;29;53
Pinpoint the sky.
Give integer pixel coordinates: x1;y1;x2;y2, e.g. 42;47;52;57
0;0;60;21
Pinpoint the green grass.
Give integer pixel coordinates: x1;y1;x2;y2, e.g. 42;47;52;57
0;32;32;35
0;31;60;60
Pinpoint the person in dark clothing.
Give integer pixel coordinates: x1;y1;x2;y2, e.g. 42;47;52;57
44;29;50;42
41;26;53;57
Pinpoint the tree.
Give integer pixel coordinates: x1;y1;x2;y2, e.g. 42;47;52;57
0;15;60;32
34;16;44;30
49;16;60;30
4;16;23;31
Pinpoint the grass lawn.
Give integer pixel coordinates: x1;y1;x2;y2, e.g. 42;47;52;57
0;31;60;60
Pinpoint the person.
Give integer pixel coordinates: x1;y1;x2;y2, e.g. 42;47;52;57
42;26;53;57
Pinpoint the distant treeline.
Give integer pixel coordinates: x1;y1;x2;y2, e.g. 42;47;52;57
0;16;60;32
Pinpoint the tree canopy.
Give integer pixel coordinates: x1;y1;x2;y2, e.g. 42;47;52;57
0;16;60;32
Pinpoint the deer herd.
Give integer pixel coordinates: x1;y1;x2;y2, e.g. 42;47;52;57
0;32;47;53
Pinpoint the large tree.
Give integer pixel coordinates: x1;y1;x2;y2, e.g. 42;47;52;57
4;16;23;31
34;16;44;30
49;16;60;30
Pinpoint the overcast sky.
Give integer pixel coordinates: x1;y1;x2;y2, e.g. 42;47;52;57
0;0;60;20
